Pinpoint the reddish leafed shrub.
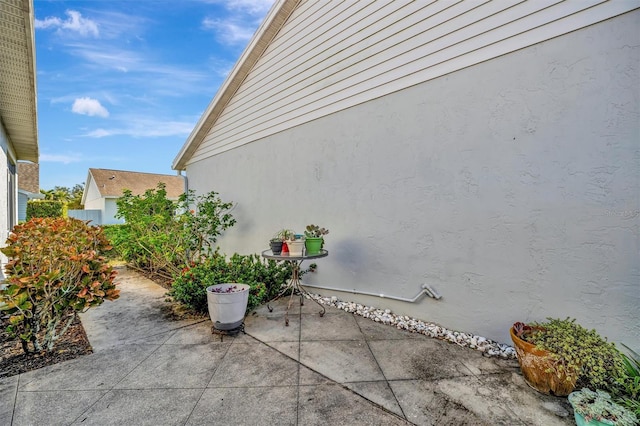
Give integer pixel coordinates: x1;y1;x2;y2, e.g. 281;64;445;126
1;218;119;352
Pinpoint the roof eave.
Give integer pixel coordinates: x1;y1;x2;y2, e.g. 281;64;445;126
172;0;299;171
80;169;94;205
2;0;39;163
20;0;38;162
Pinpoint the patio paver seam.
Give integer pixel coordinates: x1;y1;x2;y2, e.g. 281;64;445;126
67;389;115;424
201;333;236;389
181;387;209;426
9;372;20;426
356;318;409;422
64;342;170;425
296;383;414;424
295;299;302;426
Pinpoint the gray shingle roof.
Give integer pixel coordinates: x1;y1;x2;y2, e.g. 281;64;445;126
89;168;185;198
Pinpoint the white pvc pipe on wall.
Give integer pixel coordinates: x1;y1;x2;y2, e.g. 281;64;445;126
301;283;442;302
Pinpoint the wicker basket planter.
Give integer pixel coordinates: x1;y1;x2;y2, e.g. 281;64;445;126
510;326;577;396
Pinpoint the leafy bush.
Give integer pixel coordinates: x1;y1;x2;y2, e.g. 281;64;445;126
522;318;625;393
26;200;64;220
0;218;119;352
113;184;235;277
101;224;136;261
615;345;640;418
171;252;292;314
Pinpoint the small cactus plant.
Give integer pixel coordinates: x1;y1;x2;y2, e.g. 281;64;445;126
304;224;329;238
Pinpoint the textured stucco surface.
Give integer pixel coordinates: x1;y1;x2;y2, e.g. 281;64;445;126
186;12;640;346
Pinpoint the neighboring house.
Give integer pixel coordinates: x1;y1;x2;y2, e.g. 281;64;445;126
17;162;43;222
0;0;39;277
79;168;185;225
173;1;639;346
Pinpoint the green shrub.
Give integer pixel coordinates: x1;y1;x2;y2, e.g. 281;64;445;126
0;218;119;353
113;184;235;277
615;345;640;418
26;200;64;220
171;252;292;314
101;224;135;261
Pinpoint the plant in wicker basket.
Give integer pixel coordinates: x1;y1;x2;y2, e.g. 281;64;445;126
510;318;625;396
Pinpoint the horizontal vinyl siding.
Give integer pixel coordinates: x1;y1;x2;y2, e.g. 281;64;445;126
188;0;638;164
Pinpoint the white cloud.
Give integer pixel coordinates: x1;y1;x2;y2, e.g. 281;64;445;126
85;128;112;138
72;97;110;117
202;0;274;16
40;153;83;164
83;118;194;139
201;0;274;46
202;17;256;45
35;16;63;30
35;10;99;37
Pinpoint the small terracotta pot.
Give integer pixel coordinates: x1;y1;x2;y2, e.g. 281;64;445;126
510;327;577;396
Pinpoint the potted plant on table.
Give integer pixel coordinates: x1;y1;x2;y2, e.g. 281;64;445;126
269;229;292;255
510;318;624;396
285;233;305;256
304;224;329;255
568;388;638;426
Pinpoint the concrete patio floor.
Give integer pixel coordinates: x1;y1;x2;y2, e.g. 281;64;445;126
1;268;575;425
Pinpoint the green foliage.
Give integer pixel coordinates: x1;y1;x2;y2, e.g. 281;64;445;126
40;184;84;210
304;224;329;238
615;345;640;418
170;252;292;314
526;318;625;393
26;200;64;220
568;388;638;426
100;224;129;260
112;184;236;277
272;229;294;242
0;218;119;353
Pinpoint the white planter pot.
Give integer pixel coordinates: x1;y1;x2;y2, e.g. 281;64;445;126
206;283;250;330
286;240;305;256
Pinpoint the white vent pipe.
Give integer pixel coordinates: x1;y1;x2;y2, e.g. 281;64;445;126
301;283;441;302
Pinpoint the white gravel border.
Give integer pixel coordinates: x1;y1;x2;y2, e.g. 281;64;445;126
305;292;516;359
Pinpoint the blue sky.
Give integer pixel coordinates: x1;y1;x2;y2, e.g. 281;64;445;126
33;0;274;189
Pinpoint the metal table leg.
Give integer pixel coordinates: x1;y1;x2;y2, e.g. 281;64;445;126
267;259;326;326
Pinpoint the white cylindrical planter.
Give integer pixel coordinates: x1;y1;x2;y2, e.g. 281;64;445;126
287;240;305;256
206;283;250;330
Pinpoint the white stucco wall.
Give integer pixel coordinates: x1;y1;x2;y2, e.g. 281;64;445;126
185;12;639;346
103;198;124;225
0;121;17;280
83;196;104;214
83;177;103;209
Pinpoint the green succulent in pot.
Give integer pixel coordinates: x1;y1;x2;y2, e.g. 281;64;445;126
568;388;638;426
304;224;329;238
304;224;329;255
274;229;295;241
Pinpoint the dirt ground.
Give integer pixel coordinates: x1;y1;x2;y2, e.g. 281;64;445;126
0;316;93;379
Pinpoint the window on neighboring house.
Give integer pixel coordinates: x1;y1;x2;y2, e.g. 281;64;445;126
7;161;16;231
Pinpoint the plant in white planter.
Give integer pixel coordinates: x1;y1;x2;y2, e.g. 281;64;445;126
286;234;305;256
206;283;250;330
568;388;638;426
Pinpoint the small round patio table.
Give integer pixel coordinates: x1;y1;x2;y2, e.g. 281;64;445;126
261;249;328;326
